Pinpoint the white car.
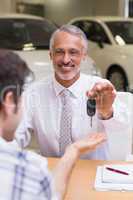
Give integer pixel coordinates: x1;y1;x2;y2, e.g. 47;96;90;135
69;16;133;91
0;13;100;81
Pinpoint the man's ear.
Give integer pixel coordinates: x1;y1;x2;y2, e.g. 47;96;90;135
82;52;87;60
49;51;52;60
2;92;15;115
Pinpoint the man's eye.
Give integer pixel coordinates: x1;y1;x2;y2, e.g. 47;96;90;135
70;50;80;56
54;49;64;55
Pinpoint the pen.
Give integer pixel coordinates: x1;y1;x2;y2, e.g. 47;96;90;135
106;167;129;175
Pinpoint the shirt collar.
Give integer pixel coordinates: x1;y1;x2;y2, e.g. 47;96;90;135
53;74;83;98
53;76;66;97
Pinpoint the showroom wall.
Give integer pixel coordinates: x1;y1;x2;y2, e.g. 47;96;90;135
0;0;15;13
92;0;119;16
44;0;126;25
0;0;129;24
44;0;93;25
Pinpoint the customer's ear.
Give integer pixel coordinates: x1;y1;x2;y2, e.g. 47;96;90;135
2;91;15;115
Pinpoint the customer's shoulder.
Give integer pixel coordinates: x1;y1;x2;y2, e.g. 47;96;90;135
15;150;52;180
25;150;48;169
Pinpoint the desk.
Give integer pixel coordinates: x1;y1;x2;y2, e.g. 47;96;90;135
48;158;133;200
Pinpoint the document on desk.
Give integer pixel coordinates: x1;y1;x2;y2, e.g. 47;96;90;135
94;164;133;191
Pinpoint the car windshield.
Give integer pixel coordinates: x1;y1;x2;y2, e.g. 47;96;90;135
0;18;57;50
105;21;133;45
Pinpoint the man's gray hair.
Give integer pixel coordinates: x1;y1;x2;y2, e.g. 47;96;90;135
49;24;88;53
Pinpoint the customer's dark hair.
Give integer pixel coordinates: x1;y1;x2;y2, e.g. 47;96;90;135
0;49;32;109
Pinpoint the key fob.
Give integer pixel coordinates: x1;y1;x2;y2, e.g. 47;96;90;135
87;98;96;117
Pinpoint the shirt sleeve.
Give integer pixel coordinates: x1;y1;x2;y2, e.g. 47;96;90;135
39;158;60;200
100;93;131;133
100;93;133;161
25;151;59;200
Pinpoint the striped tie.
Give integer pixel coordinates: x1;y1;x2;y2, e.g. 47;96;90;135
59;89;72;156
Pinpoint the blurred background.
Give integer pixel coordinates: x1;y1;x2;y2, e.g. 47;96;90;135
2;0;130;25
1;0;133;92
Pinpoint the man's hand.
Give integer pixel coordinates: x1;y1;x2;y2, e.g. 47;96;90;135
86;80;116;119
67;132;107;158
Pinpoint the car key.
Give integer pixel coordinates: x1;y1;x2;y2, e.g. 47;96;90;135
87;98;96;127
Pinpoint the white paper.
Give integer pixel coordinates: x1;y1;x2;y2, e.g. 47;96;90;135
102;164;133;184
94;166;133;191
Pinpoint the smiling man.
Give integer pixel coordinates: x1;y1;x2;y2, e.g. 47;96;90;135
15;24;128;160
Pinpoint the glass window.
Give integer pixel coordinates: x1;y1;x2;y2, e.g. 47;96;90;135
0;18;57;50
72;20;110;44
106;21;133;44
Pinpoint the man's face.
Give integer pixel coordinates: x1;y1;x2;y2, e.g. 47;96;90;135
50;31;87;84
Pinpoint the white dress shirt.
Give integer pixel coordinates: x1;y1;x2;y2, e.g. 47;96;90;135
15;73;128;160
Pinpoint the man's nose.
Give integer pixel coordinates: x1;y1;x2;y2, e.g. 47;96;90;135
63;52;71;64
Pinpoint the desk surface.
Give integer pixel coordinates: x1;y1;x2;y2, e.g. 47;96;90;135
48;158;133;200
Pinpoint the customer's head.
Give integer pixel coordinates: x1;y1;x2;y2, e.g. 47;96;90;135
0;49;31;140
49;24;88;87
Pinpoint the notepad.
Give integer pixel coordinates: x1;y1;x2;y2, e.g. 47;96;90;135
94;164;133;191
102;164;133;184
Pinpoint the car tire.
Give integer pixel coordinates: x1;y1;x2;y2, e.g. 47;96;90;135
107;67;128;91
